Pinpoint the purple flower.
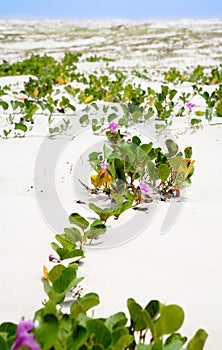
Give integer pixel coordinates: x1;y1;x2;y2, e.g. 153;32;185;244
100;161;109;172
107;122;119;133
49;253;60;263
186;103;196;110
11;319;40;350
139;183;152;197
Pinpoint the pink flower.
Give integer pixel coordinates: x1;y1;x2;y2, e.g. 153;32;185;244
100;161;109;172
11;319;40;350
107;122;119;133
139;183;152;197
186;103;196;110
49;253;60;263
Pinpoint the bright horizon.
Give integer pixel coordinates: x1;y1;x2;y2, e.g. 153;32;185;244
1;0;222;20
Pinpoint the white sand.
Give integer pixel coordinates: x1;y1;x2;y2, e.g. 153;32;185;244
0;19;222;349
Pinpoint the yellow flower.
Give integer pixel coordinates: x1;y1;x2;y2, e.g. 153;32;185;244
84;95;94;104
57;76;68;85
32;87;39;97
43;265;49;282
177;159;195;181
185;158;191;166
148;98;154;106
209;77;218;85
91;170;112;188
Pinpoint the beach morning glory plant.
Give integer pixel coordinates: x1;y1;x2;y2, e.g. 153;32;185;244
88;129;195;212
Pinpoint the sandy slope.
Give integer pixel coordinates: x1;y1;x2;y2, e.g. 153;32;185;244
1;123;222;349
0;19;222;349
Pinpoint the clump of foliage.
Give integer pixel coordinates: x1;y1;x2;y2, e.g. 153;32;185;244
164;64;222;84
87;123;194;210
1;53;222;139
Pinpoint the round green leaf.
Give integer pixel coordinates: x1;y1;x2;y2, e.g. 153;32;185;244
35;314;58;349
68;325;88;349
0;101;9;110
191;118;202;125
146;160;159;181
158;164;171;182
0;322;17;337
165;139;178;157
14;123;27;132
69;213;89;230
186;329;208;350
155;304;185;337
87;319;112;348
53;266;77;293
